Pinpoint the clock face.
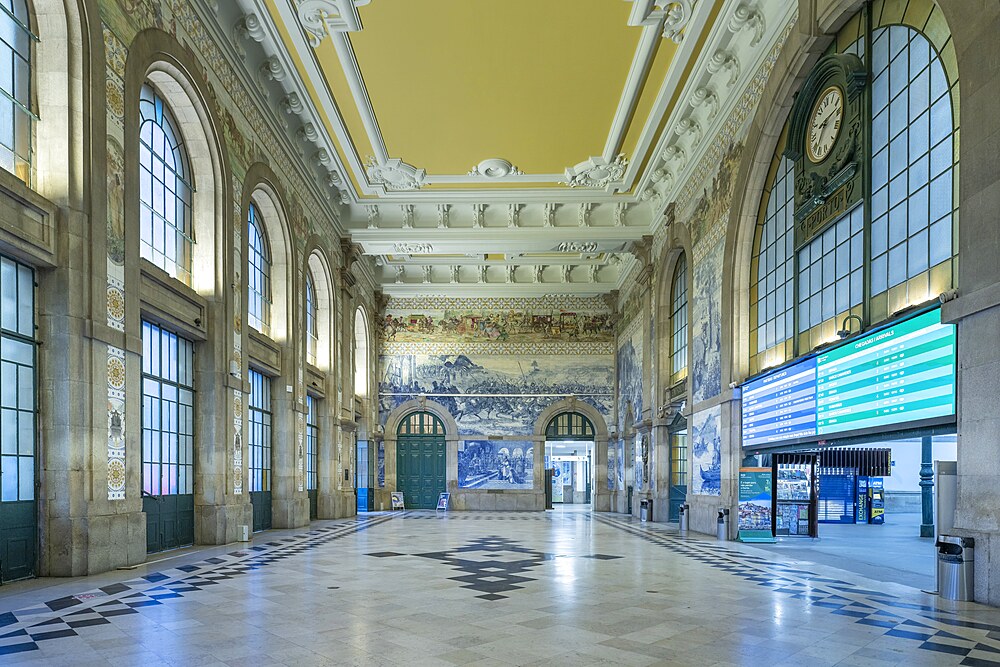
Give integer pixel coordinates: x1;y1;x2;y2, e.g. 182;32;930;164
807;86;844;163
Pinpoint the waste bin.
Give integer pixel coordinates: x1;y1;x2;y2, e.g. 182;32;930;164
679;504;689;532
640;499;652;522
937;535;974;601
716;508;730;541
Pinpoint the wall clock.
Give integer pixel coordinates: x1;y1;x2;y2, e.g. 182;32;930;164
806;85;844;164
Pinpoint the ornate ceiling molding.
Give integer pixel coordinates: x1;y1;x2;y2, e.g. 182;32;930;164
562;155;628;189
468;158;523;179
366;157;426;191
298;0;370;46
392;242;432;255
633;0;795;217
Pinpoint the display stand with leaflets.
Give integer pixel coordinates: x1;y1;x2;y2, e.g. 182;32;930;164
390;492;405;510
436;492;450;512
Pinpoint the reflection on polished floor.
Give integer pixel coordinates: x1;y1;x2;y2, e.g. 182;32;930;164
2;509;1000;666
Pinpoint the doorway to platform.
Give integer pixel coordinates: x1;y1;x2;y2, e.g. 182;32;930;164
395;411;446;509
544;412;595;507
745;435;957;591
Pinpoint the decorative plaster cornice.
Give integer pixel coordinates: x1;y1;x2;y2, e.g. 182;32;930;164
557;241;600;253
392;242;433;255
366;157;426;191
662;0;698;43
468;158;523;178
298;0;370;46
436;204;450;229
562;155;628;189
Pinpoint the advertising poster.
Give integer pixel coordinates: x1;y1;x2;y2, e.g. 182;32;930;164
738;468;775;542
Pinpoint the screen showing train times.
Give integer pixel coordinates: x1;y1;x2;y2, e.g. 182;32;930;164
815;309;956;434
741;308;956;448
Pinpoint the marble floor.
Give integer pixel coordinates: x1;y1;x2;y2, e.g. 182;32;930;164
1;508;999;666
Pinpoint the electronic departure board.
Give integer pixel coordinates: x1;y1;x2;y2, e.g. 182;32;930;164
816;309;956;434
741;308;956;449
741;357;817;448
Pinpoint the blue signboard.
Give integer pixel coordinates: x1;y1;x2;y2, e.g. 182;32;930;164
741;357;817;448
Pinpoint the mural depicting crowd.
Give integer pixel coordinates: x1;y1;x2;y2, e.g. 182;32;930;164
380;309;615;344
458;440;534;490
380;353;613;435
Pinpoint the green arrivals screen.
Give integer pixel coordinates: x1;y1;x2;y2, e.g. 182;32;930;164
816;309;956;435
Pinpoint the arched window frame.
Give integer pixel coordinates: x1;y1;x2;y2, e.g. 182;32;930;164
397;411;445;436
747;3;958;375
246;202;271;334
670;254;688;382
305;269;318;366
0;0;36;183
354;306;369;398
138;81;194;284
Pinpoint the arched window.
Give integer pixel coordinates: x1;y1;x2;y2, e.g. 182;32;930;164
354;307;369;397
868;24;956;312
246;203;271;334
670;254;688;380
305;270;318;366
0;0;34;182
748;12;957;375
544;412;595;440
139;83;194;284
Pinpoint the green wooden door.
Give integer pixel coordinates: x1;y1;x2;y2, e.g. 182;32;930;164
396;412;446;509
397;436;446;509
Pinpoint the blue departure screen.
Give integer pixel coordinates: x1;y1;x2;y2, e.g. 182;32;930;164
741;308;957;449
741;357;818;448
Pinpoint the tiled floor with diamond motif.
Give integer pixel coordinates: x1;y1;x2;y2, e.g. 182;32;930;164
0;509;998;665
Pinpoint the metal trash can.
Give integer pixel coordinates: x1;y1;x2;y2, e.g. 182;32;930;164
678;504;689;533
716;508;730;541
937;535;974;601
640;499;652;522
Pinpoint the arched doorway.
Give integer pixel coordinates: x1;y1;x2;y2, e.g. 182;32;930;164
544;412;595;506
396;411;446;509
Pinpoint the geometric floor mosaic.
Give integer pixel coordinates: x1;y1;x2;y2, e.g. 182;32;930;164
1;509;1000;665
597;514;1000;666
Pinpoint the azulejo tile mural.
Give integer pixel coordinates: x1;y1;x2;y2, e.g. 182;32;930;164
616;316;644;431
458;440;534;490
380;298;614;345
691;240;723;404
691;406;722;496
379;353;613;435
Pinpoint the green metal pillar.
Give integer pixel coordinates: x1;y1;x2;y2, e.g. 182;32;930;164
919;435;935;538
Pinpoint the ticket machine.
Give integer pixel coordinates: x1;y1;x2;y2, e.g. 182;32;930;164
868;478;885;524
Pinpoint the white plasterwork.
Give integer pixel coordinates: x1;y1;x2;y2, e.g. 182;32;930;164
563;155;628;189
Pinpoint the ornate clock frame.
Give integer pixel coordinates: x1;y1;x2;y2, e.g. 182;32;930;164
784;53;868;248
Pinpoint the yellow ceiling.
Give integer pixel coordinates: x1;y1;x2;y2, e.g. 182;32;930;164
264;0;715;192
347;0;640;175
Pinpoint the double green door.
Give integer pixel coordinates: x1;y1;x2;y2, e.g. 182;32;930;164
144;494;194;553
396;436;445;509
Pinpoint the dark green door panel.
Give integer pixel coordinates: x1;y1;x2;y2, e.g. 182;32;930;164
308;489;318;520
0;500;35;582
144;494;194;553
397;436;445;509
251;490;272;532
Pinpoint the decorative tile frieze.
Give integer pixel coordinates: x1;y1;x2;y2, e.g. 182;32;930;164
381;341;615;356
107;346;127;500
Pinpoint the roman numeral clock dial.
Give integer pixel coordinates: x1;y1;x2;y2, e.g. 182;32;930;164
806;86;844;163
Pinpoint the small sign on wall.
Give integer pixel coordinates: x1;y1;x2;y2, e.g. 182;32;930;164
391;492;405;510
